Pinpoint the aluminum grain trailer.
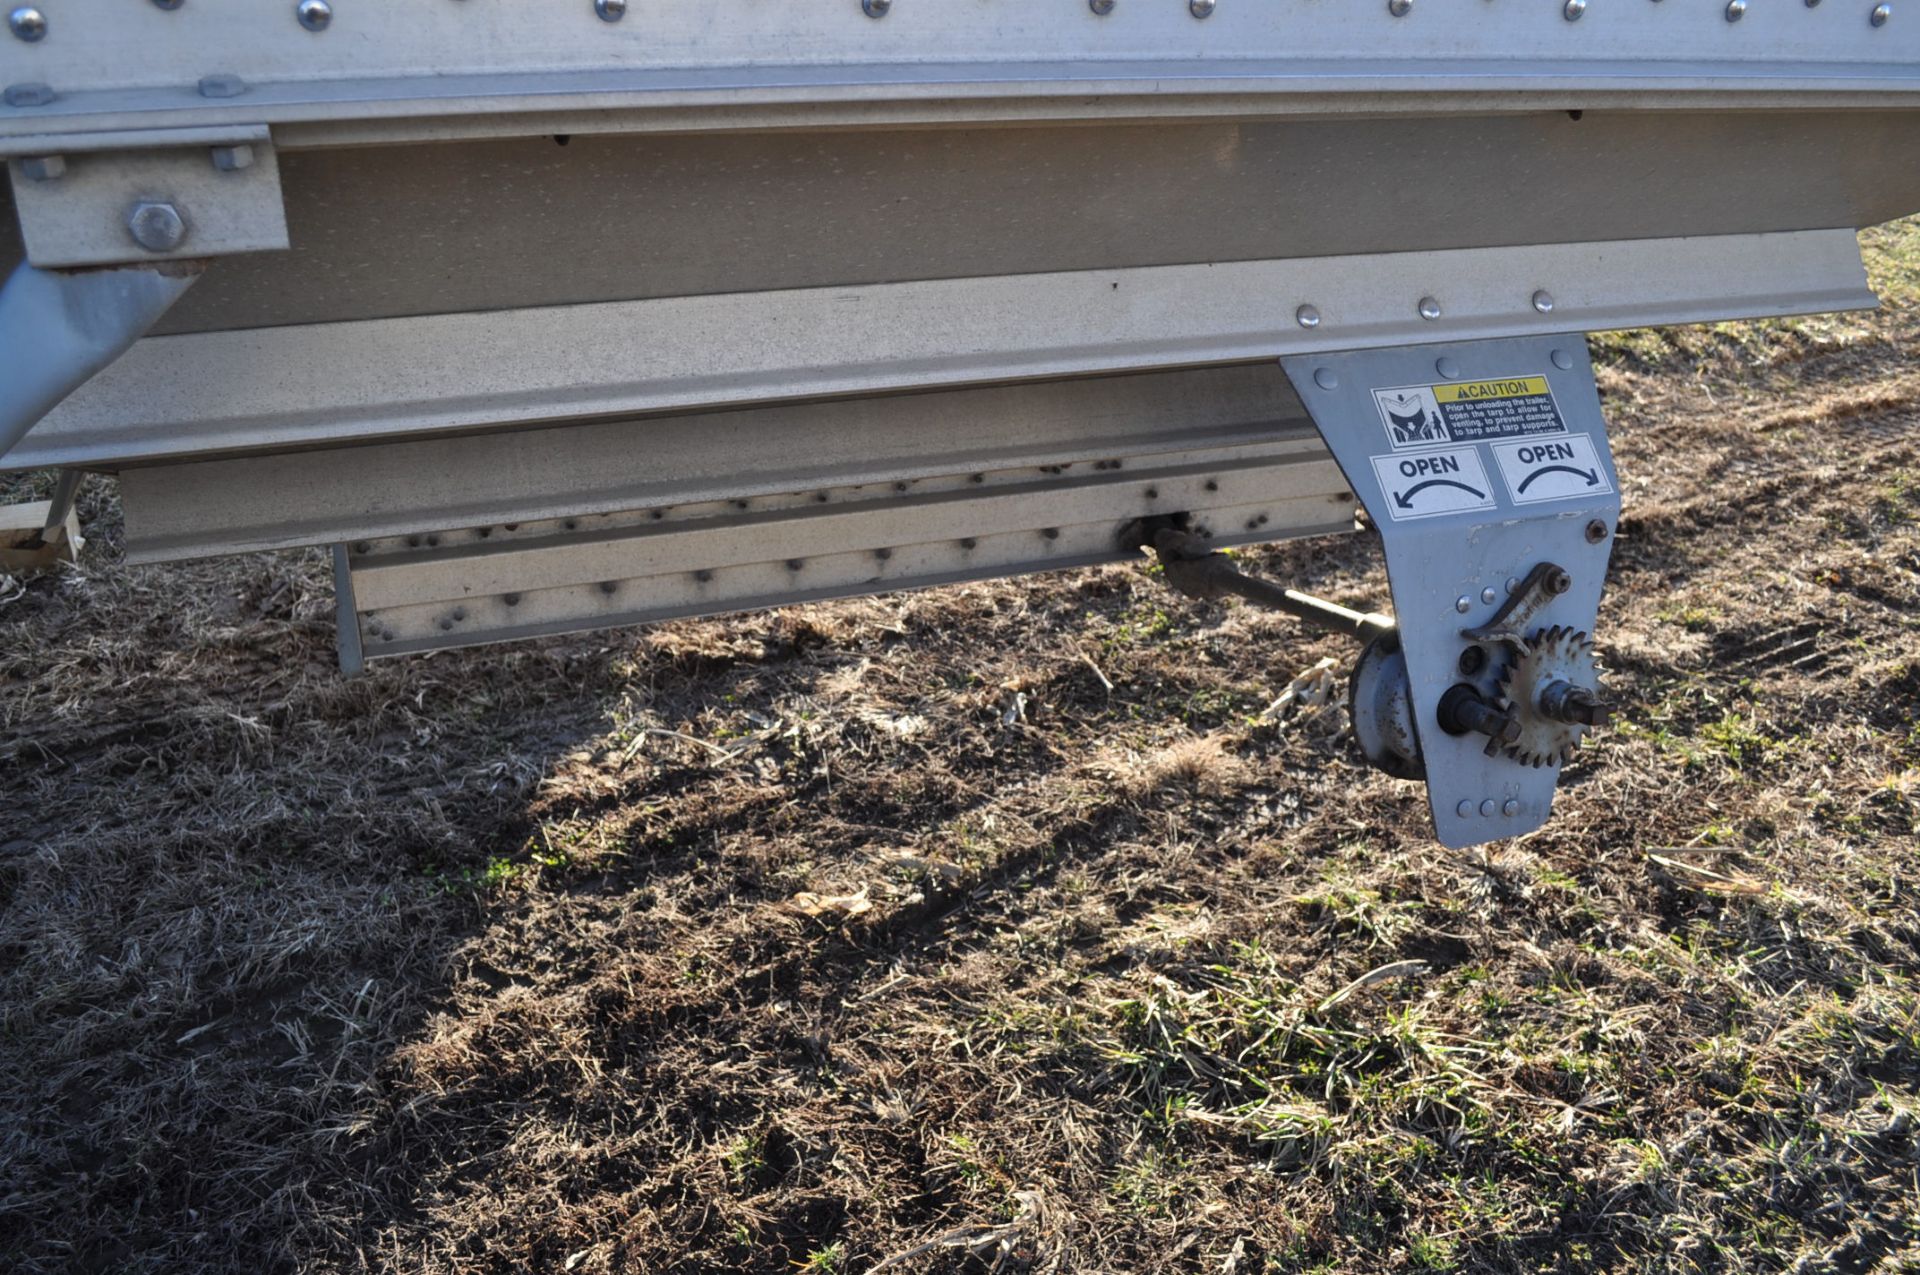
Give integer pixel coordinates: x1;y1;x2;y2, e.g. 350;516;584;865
2;0;1916;847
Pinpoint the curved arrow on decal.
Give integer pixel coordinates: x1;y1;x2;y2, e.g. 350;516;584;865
1518;465;1600;494
1393;479;1487;509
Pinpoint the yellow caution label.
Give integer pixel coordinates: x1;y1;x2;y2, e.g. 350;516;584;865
1433;377;1551;404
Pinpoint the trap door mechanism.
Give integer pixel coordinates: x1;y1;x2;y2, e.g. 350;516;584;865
1281;336;1621;848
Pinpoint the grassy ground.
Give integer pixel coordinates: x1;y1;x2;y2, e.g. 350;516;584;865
3;222;1918;1274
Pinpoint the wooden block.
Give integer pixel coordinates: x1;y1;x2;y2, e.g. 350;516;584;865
0;501;85;574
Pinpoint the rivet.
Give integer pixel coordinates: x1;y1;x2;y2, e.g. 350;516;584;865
1725;0;1746;19
1532;290;1556;315
1505;576;1520;594
17;154;63;181
598;581;616;595
1418;296;1442;321
1551;348;1575;371
1190;0;1216;16
1457;800;1475;818
787;559;805;572
8;6;46;42
4;82;55;107
694;569;713;583
1455;595;1472;614
1502;798;1520;817
594;0;626;19
198;73;247;98
959;538;977;550
1872;2;1891;24
1295;303;1321;330
1563;0;1585;18
1388;0;1412;14
151;0;184;9
210;143;254;172
1436;356;1462;379
296;0;332;32
126;200;188;253
452;607;467;621
1480;587;1498;605
1479;799;1497;818
1312;367;1339;391
875;548;893;560
504;593;521;606
1090;0;1114;12
862;0;891;15
1806;0;1821;5
1043;528;1061;540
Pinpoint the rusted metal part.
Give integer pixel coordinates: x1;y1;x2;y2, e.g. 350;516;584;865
1147;526;1395;643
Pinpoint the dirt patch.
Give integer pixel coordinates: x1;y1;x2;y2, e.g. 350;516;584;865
3;223;1918;1274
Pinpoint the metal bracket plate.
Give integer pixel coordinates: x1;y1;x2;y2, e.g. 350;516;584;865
4;125;286;267
1282;336;1621;848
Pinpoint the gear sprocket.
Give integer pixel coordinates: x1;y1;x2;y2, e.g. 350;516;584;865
1495;625;1604;768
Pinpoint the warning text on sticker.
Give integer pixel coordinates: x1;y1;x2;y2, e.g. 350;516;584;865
1434;377;1550;403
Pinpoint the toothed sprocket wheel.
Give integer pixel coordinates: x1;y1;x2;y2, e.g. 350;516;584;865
1495;625;1604;769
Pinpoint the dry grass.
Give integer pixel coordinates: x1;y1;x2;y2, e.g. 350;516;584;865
3;221;1919;1274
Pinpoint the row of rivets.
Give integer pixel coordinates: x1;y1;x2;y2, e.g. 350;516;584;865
4;0;1896;42
1309;346;1576;396
1457;798;1522;818
1294;292;1557;331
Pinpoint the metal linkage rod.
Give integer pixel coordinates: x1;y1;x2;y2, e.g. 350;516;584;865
1147;527;1395;644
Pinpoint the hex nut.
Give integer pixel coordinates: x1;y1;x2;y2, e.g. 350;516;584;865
127;200;189;253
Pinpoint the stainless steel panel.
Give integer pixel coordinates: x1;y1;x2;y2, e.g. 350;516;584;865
7;230;1872;473
117;363;1315;561
151;112;1920;335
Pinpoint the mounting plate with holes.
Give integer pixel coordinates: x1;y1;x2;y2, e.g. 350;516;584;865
1282;336;1621;848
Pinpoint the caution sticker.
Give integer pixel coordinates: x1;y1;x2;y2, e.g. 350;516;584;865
1373;376;1568;451
1490;436;1613;506
1369;447;1497;522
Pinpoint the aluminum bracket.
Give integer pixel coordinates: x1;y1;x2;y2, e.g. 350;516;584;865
1282;336;1621;849
5;124;286;267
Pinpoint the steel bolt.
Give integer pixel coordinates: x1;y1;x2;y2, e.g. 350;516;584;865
1872;2;1891;24
1585;519;1609;544
1190;0;1216;16
8;6;45;41
296;0;331;31
127;200;188;253
595;0;626;19
1418;296;1443;321
862;0;891;15
1458;645;1487;676
1726;0;1746;18
1388;0;1412;14
1546;568;1573;596
1541;681;1611;727
1295;303;1321;330
1532;290;1556;315
1090;0;1114;12
17;153;64;181
198;73;247;98
1563;0;1586;19
210;143;254;172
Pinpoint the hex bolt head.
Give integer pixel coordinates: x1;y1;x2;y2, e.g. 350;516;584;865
594;0;627;19
210;143;255;172
862;0;891;15
17;153;64;181
127;200;188;253
8;6;46;42
295;0;331;32
1090;0;1114;12
1189;0;1216;16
